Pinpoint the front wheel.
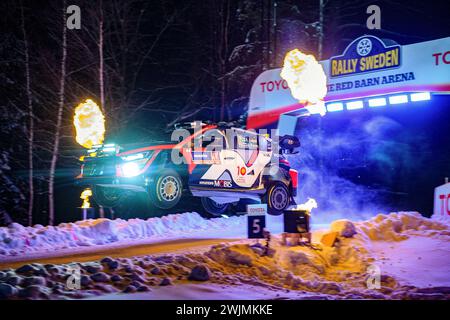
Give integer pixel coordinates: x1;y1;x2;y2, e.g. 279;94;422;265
92;186;146;220
148;169;183;210
92;185;125;208
200;197;229;218
264;182;290;215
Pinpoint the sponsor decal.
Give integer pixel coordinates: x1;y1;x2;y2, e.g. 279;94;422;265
327;72;415;93
330;35;401;78
437;193;450;216
214;180;233;188
192;152;212;160
192;151;220;164
433;183;450;221
238;166;247;176
199;180;214;186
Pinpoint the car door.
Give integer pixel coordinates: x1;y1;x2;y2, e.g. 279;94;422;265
198;129;272;190
188;129;228;189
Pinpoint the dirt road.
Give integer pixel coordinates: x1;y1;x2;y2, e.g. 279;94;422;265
0;237;242;270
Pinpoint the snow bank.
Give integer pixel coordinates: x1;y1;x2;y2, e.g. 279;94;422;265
355;212;449;241
0;213;244;257
0;212;449;300
1;210;448;259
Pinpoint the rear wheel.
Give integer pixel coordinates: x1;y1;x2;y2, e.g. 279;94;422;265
200;197;229;218
264;182;290;215
148;169;183;210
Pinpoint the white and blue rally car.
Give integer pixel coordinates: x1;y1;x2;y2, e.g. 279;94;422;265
76;122;299;218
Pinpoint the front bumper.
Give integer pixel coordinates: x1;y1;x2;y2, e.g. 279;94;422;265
75;175;147;193
74;175;117;187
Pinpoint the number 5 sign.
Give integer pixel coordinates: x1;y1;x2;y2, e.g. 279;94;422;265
247;204;267;239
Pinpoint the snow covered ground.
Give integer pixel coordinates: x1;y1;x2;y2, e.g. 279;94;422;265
0;212;326;263
0;211;449;300
0;213;246;259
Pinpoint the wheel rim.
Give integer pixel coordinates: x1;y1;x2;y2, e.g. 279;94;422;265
159;176;180;201
271;186;288;210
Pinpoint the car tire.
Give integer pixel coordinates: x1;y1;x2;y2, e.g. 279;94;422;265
200;197;229;218
148;169;183;210
93;186;147;220
92;185;125;208
264;182;290;215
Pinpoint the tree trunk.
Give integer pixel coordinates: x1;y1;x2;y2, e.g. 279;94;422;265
21;3;34;226
99;0;105;114
48;1;67;226
219;0;230;121
318;0;324;60
98;0;105;219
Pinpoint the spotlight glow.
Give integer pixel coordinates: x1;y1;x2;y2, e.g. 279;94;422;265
326;102;344;112
346;100;364;110
410;92;431;102
368;97;387;107
389;95;408;104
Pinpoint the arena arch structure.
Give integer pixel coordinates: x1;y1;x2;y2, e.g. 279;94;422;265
246;35;450;218
247;35;450;135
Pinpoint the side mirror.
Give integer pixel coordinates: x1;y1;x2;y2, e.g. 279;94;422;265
279;135;300;154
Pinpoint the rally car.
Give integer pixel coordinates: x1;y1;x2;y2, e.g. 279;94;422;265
75;122;299;218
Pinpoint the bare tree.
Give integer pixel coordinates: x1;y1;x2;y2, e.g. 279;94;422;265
20;2;34;226
48;1;68;225
218;0;231;121
99;0;105;113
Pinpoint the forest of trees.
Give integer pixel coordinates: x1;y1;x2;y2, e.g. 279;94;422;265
1;0;448;225
0;0;327;225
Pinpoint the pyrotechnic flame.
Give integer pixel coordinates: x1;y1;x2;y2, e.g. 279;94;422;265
280;49;327;116
295;198;318;213
80;188;92;209
73;99;105;149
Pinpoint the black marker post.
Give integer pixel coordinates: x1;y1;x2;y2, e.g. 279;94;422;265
247;204;267;239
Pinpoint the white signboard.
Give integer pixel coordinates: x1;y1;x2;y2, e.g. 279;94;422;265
248;36;450;129
433;182;450;223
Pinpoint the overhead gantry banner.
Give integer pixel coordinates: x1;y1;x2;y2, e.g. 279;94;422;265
248;36;450;129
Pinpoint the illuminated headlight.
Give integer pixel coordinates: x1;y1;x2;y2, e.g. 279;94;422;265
119;152;151;177
121;162;141;177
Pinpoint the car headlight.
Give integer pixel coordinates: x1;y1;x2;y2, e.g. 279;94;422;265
119;152;152;177
121;162;141;177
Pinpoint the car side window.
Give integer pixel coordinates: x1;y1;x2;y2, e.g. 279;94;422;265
234;131;258;150
200;129;227;151
258;134;271;152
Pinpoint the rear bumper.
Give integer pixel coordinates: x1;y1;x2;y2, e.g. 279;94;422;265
289;169;298;197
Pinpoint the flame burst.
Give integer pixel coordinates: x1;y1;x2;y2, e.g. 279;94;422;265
73;99;105;149
295;198;318;213
80;188;92;208
280;49;327;116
